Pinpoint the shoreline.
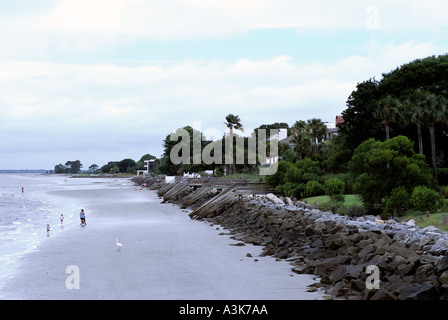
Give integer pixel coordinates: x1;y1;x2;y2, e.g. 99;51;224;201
150;176;448;300
0;178;322;300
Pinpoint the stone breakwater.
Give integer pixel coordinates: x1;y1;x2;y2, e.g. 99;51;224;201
205;197;448;300
145;178;448;300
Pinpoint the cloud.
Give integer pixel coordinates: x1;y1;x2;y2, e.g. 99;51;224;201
0;0;445;169
1;2;446;169
3;0;444;48
0;40;439;134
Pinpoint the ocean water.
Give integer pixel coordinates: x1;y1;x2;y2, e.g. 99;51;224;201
0;174;82;288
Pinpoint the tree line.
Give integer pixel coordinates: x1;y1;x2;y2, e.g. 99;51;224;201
268;54;448;216
53;154;158;175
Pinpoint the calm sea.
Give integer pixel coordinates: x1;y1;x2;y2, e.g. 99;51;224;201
0;174;82;288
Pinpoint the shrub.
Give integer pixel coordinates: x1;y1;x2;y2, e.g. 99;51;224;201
305;180;324;196
266;159;322;199
323;178;345;203
277;182;305;198
410;185;443;213
350;136;432;213
382;186;409;217
265;160;294;188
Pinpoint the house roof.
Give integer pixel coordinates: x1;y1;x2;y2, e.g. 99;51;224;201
279;135;295;144
336;115;344;125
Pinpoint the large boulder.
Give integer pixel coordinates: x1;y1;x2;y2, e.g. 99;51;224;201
265;193;284;205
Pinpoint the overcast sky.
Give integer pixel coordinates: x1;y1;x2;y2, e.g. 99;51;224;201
1;1;447;169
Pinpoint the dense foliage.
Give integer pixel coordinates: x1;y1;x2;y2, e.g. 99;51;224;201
350;135;432;212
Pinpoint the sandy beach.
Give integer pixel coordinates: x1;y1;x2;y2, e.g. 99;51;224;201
1;178;322;300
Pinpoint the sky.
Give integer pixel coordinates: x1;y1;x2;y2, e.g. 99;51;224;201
1;1;447;170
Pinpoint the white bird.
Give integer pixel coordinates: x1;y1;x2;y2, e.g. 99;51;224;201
115;238;123;251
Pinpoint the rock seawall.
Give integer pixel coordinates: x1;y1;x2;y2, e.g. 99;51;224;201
206;197;448;300
144;177;448;300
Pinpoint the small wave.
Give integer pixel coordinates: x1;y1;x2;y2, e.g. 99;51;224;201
12;221;21;225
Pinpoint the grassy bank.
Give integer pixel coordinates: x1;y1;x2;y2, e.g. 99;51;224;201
403;210;448;232
303;194;361;207
303;194;448;232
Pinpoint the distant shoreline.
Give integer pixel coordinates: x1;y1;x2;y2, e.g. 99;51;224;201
0;169;48;174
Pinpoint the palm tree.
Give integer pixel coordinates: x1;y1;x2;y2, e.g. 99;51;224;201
375;95;400;140
420;93;447;181
224;114;243;175
290;120;312;160
292;131;312;161
306;118;327;154
291;120;307;136
402;89;426;155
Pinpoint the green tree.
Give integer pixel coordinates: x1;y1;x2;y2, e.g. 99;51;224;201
378;54;448;170
401;89;427;155
382;186;410;217
118;158;136;174
410;185;443;213
65;160;82;174
339;79;384;151
224;114;243;175
306;118;327;154
420;93;447;181
160;126;210;175
88;164;99;172
323;178;345;203
305;180;324;197
291;120;307;136
265;160;294;188
293;131;312;161
136;154;157;171
374;95;400;140
101;161;118;174
265;158;322;198
350;136;432;213
379;54;448;98
54;164;65;174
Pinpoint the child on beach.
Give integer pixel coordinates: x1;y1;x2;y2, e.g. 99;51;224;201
60;214;64;224
80;209;86;225
46;224;50;237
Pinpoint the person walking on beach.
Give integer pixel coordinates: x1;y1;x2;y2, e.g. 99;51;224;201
80;209;86;226
46;224;50;237
60;214;64;224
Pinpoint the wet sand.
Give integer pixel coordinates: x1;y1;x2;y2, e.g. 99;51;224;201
1;179;322;300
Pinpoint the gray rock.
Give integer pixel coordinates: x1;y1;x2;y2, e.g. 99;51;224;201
369;288;397;300
436;256;448;273
397;282;439;300
415;264;434;283
396;262;415;277
439;271;448;284
330;265;347;283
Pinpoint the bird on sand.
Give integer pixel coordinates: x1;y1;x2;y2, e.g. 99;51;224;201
115;238;123;251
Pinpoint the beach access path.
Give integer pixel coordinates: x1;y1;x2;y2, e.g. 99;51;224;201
1;179;322;300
